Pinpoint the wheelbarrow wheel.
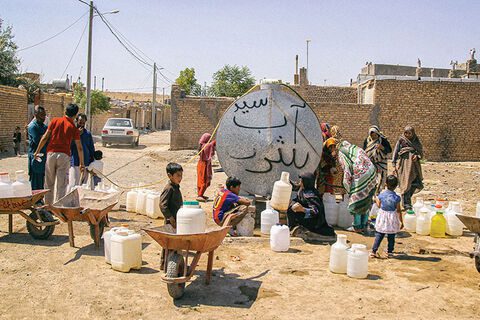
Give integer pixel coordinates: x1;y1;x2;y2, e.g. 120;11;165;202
89;219;106;241
26;209;56;240
166;253;186;299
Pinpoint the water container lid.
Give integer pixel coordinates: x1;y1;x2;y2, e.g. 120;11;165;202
420;208;430;213
121;223;129;228
406;210;415;214
15;170;25;174
183;201;199;206
435;204;443;209
337;234;347;239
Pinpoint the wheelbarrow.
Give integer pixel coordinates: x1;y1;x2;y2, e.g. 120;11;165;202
0;189;59;239
143;215;233;299
456;214;480;273
45;188;120;248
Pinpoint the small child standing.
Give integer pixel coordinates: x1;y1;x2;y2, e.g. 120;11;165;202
159;163;184;228
13;126;21;156
88;150;104;188
371;175;403;258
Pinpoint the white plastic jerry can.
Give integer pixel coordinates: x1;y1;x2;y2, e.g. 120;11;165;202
110;230;142;272
329;234;349;274
261;201;279;235
146;192;162;219
103;226;129;264
270;225;290;252
126;189;138;213
135;190;148;215
12;170;32;197
323;193;339;226
347;244;369;279
270;171;292;211
176;201;206;235
403;210;416;233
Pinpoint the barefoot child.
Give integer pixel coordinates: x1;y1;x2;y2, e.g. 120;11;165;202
160;163;183;228
371;175;403;258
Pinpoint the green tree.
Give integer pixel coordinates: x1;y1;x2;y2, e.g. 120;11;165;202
74;82;110;115
15;76;41;103
209;65;255;97
175;67;201;96
0;18;20;86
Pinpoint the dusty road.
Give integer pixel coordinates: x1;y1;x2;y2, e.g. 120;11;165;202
0;131;479;320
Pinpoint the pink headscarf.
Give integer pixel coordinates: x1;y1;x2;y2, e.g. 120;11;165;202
199;133;215;161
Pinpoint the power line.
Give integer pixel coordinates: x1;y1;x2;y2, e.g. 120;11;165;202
95;8;152;68
17;11;88;52
60;20;89;79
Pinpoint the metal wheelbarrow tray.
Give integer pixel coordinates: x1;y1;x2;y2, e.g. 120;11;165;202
456;214;480;273
45;188;120;247
143;216;232;299
0;189;59;239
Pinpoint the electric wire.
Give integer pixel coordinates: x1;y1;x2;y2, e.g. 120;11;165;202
60;20;89;79
17;11;89;52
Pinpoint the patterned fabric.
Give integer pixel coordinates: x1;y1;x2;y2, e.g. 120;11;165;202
337;141;377;216
375;209;401;234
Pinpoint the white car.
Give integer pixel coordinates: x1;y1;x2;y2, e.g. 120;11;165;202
101;118;140;147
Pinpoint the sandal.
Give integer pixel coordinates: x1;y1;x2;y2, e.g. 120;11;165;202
369;252;378;258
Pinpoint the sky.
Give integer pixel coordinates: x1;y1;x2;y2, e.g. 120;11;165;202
2;0;479;93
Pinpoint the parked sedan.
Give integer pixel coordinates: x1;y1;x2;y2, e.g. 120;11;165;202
101;118;139;147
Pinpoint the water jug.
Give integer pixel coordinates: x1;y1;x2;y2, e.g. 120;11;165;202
347;244;369;279
323;193;339;226
0;172;14;198
12;170;32;197
126;189;138;212
261;201;279;235
445;202;463;236
436;198;447;208
404;210;416;232
236;212;255;236
413;197;424;215
146;192;162;219
476;201;480;218
329;234;349;274
270;225;290;252
270;172;292;211
177;201;206;235
416;208;431;236
110;230;142;272
337;196;353;229
135;190;148;215
103;226;129;264
430;205;446;238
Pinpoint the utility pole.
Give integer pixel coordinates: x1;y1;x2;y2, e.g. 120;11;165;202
162;87;165;104
101;77;104;91
152;63;157;130
306;39;311;85
86;0;94;131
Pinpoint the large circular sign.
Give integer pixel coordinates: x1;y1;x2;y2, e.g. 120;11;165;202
216;84;323;196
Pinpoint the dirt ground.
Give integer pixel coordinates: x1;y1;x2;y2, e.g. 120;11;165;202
0;131;479;320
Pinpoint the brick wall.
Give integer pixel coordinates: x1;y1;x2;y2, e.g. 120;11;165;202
0;85;28;152
170;86;234;149
170;80;480;161
170;84;372;150
294;85;357;104
37;92;74;120
374;79;480;161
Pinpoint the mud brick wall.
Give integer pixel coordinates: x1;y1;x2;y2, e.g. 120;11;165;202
294;85;357;104
170;84;372;150
170;85;234;150
374;79;480;161
0;85;28;152
38;93;74;120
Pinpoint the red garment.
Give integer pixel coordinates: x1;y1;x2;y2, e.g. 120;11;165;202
46;116;80;156
197;133;216;197
321;122;331;141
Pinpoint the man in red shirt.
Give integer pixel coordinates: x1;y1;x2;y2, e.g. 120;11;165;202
34;104;84;204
